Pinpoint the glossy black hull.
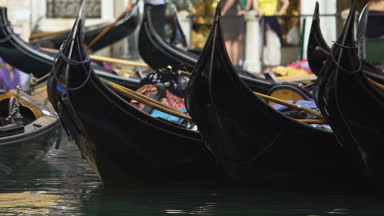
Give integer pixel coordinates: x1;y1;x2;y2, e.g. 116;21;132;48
186;5;367;191
307;2;382;77
307;2;330;76
314;3;384;185
334;68;384;183
30;1;140;52
47;15;220;187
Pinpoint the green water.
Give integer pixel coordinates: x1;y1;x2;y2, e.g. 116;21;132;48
0;141;383;216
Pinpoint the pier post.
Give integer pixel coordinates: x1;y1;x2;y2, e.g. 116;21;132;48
243;11;262;77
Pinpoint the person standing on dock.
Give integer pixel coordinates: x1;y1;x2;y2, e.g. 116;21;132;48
144;0;169;39
221;0;245;66
252;0;289;74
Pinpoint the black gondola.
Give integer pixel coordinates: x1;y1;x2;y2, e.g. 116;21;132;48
307;2;383;77
0;86;60;176
0;7;139;90
138;3;276;94
314;1;384;185
307;2;330;76
185;4;367;190
47;2;220;187
30;0;140;52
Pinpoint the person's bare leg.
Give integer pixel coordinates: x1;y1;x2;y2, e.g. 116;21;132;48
225;40;234;63
232;40;240;66
238;35;245;66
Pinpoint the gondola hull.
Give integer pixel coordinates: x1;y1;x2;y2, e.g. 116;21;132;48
333;68;384;182
47;11;220;187
314;2;384;185
307;2;330;76
186;4;367;190
48;63;219;187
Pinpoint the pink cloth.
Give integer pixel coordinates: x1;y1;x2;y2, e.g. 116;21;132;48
132;84;185;111
287;59;313;74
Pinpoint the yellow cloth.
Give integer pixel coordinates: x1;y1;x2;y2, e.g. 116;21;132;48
258;0;279;16
273;66;310;77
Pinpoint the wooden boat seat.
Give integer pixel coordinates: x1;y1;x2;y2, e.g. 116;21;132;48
267;84;313;106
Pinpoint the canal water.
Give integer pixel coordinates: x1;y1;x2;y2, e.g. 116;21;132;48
0;140;383;216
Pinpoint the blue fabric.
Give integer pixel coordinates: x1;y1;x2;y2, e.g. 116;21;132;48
56;84;66;93
273;100;295;112
273;100;320;119
296;100;318;110
152;109;188;123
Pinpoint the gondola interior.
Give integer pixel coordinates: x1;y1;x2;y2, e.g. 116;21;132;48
0;91;39;137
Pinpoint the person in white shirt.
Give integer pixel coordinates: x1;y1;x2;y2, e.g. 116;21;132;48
144;0;169;38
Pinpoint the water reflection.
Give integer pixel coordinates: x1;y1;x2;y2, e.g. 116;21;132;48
0;140;383;216
0;140;101;216
0;192;59;215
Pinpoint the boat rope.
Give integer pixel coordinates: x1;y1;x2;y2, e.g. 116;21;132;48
59;41;90;65
329;42;362;73
51;41;92;91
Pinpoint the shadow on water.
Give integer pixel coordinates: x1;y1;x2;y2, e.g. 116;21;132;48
83;184;384;216
0;139;383;216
